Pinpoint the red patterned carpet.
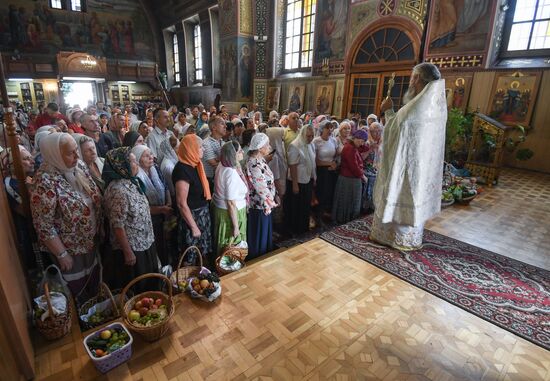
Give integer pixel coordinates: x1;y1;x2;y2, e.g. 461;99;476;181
321;216;550;351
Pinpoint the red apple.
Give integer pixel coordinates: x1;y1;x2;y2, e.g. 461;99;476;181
155;298;162;306
150;304;158;310
139;307;149;317
141;298;150;308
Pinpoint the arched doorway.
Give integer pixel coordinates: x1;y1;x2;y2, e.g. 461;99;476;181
344;19;421;118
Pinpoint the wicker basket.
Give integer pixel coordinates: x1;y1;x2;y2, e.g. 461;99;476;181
83;322;133;373
121;273;175;342
170;246;203;293
215;250;246;276
79;282;123;331
35;282;72;340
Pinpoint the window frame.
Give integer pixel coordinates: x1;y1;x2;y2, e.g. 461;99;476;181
500;0;550;58
49;0;86;12
173;33;180;84
193;24;203;83
282;0;317;73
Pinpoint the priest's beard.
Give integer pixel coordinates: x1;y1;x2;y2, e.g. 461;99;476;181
403;86;418;105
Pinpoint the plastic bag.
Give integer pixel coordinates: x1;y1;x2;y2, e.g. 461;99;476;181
34;292;67;321
37;265;71;297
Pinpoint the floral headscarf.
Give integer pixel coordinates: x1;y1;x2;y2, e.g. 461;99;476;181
102;147;145;194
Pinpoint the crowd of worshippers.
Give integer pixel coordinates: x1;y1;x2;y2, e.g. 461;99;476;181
0;100;384;303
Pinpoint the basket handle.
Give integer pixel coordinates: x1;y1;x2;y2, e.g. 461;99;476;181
43;282;55;318
99;282;120;318
175;246;204;286
120;273;172;320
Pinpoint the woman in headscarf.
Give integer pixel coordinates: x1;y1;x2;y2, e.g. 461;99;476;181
102;147;158;291
122;130;144;147
245;133;278;259
362;122;383;212
131;144;173;266
313;120;339;222
334;121;352;157
30;133;102;302
172;134;213;264
332;129;369;224
2;145;37;269
212;141;248;256
284;124;316;234
196;111;209;130
312;115;327;136
73;134;105;192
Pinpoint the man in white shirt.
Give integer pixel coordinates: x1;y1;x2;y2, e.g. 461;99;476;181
145;108;175;163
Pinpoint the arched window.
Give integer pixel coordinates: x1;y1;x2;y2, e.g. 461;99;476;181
354;28;414;65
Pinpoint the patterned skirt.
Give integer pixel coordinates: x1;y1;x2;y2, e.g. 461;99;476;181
332;175;362;224
177;205;213;267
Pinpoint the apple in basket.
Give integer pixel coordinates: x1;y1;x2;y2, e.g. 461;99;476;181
128;297;168;327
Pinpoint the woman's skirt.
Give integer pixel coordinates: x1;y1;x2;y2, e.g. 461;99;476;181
177;205;213;267
247;208;273;260
213;205;247;256
57;249;100;305
362;172;377;211
112;245;160;293
332;175;362;224
284;179;313;234
315;166;337;212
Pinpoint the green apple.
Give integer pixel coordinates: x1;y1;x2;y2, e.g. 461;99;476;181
128;310;140;322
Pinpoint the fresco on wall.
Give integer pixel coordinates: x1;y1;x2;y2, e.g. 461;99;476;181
426;0;492;55
315;0;349;63
219;0;237;36
0;0;155;61
220;39;238;100
442;73;473;112
238;37;253;100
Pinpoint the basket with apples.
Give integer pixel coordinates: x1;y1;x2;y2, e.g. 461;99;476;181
187;267;221;302
171;246;203;293
121;273;175;342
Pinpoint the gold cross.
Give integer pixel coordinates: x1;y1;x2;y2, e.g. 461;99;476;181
381;0;393;15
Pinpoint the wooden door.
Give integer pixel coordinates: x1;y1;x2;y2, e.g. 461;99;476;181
347;71;410;118
0;180;34;380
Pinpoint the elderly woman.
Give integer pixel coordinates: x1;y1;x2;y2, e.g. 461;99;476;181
173;135;213;262
31;133;102;301
284;124;316;234
213;141;248;256
245;133;278;259
102;147;158;291
122;130;144;147
173;113;191;138
131;144;173;266
313;120;339;219
74;134;105;192
2;145;36;269
363;122;383;211
334;121;352;156
332;130;369;224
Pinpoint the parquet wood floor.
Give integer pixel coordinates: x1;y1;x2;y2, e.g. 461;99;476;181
33;168;550;381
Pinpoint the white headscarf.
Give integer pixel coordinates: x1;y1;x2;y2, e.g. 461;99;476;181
291;125;316;180
131;145;166;206
249;133;269;151
39;132;92;195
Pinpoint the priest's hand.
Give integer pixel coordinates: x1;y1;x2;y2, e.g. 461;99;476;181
381;97;393;113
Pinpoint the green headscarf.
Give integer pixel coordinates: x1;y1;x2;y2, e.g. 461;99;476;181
102;147;146;194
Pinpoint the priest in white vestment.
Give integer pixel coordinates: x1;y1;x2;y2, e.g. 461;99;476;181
370;63;447;250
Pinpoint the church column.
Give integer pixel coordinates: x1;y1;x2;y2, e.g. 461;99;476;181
253;0;270;114
199;10;213;86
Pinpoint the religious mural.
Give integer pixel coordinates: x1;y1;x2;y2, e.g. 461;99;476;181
238;38;254;100
0;0;156;61
488;72;541;127
315;0;349;63
314;83;334;115
442;73;473;112
426;0;493;56
266;86;281;112
287;84;306;113
220;39;238;100
219;0;238;36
